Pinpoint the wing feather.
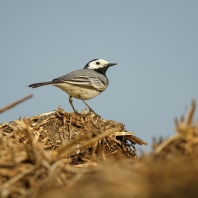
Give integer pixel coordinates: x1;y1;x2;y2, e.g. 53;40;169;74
61;75;106;91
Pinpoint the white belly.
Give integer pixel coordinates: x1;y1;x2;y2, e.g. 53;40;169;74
53;83;101;100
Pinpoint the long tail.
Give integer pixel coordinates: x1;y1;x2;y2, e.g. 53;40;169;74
29;81;54;88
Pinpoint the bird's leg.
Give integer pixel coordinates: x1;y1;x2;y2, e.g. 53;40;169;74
78;94;100;117
69;96;76;112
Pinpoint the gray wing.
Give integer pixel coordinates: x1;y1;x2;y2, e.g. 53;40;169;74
53;69;108;91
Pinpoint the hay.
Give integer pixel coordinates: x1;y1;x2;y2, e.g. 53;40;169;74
0;107;146;198
153;99;198;157
1;99;198;198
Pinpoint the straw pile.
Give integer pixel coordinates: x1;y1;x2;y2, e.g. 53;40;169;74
153;99;198;157
1;98;198;198
0;104;146;198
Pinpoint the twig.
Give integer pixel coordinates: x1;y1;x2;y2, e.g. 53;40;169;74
2;166;35;188
126;135;148;145
51;132;93;158
187;99;196;126
154;134;179;154
58;125;123;158
0;94;33;114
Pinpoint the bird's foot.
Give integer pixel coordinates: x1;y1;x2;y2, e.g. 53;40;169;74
77;94;101;117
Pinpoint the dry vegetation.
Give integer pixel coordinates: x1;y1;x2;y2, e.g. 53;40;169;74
0;97;198;198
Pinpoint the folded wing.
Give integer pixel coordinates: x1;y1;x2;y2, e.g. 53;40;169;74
61;75;107;91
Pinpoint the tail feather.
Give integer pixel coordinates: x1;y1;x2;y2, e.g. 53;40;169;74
29;81;54;88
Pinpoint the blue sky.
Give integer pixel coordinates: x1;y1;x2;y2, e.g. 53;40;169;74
0;1;198;151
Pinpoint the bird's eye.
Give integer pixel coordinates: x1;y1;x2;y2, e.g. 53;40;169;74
96;62;100;65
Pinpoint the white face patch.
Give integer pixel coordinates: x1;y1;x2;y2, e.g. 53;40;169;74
87;59;109;69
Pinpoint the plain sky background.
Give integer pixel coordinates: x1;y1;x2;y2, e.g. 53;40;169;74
0;1;198;151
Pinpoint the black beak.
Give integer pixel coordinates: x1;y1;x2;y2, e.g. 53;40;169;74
106;63;117;67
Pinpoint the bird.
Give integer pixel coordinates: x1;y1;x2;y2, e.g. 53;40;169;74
29;59;117;116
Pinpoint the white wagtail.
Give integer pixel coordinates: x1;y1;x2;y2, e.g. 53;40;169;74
29;59;117;116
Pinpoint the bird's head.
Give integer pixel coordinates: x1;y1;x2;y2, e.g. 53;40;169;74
84;59;117;75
